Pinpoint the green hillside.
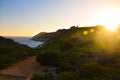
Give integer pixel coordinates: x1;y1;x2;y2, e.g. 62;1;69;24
33;25;120;80
0;36;34;69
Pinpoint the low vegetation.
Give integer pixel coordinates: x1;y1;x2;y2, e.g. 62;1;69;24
0;36;34;69
33;26;120;80
31;73;53;80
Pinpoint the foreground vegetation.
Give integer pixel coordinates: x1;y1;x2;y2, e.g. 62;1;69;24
32;26;120;80
0;36;34;69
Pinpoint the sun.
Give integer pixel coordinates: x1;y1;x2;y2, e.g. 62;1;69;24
104;23;118;31
94;7;120;31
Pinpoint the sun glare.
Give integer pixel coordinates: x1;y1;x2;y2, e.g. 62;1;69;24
94;7;120;31
104;23;118;31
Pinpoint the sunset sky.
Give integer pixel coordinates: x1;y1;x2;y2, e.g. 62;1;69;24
0;0;120;37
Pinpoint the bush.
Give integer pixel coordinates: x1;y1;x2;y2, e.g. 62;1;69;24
112;69;120;80
79;61;112;80
36;50;60;67
31;73;53;80
57;63;74;72
56;71;78;80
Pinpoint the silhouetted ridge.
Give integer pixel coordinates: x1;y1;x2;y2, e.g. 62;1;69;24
32;25;105;47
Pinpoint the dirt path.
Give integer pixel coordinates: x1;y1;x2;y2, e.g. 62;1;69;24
0;56;43;80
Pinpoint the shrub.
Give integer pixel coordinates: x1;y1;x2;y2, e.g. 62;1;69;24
56;71;79;80
36;50;60;67
31;73;53;80
79;61;112;80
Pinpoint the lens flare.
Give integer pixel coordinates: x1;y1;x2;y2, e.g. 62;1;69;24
83;31;88;35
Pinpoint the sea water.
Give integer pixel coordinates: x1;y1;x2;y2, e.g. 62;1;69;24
7;37;44;48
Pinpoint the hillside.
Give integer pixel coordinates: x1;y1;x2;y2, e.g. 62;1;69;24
32;32;55;41
0;36;34;69
32;26;105;44
33;25;120;80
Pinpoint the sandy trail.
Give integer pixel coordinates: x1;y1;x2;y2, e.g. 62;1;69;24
0;56;42;77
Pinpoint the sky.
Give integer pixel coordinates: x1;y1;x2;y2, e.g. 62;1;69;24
0;0;120;37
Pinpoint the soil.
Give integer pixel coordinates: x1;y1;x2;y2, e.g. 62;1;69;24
0;56;43;80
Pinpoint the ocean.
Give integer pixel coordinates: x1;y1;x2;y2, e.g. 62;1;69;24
6;37;44;48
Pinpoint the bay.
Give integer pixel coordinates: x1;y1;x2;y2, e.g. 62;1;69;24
6;37;44;48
